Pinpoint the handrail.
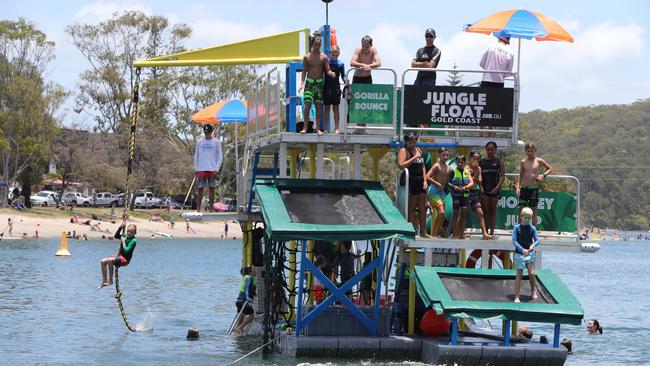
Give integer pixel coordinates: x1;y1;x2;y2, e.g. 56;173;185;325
397;168;409;217
344;67;398;136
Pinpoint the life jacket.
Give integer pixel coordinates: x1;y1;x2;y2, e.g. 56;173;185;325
450;167;470;197
239;274;257;300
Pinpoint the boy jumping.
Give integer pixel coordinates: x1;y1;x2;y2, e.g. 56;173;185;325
299;32;335;135
513;207;539;303
515;141;554;225
98;222;137;289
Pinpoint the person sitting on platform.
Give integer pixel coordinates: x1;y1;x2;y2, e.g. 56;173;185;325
513;207;539;303
426;147;450;237
448;155;473;239
299;32;335;136
515;141;554;226
234;265;256;334
98;221;137;289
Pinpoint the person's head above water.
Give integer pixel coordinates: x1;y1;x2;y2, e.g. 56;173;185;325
520;207;533;225
587;319;603;335
518;326;533;339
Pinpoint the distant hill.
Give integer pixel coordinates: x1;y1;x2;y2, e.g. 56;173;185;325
516;99;650;229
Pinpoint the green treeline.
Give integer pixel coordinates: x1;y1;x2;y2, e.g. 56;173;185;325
516;100;650;229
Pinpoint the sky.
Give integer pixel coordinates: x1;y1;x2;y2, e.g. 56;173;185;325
5;0;650;126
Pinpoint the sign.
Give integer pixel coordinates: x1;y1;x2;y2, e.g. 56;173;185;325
348;84;394;124
465;190;576;232
403;85;514;127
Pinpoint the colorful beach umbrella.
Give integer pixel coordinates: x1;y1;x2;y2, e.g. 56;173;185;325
190;99;247;124
464;9;574;74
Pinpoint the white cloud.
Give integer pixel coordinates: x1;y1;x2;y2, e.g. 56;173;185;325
360;19;647;111
187;19;283;50
75;1;152;22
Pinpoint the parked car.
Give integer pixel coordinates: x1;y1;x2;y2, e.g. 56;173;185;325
30;191;59;207
95;192;122;207
61;192;92;207
134;192;163;209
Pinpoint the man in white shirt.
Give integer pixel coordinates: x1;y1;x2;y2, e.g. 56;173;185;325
479;36;514;88
194;123;222;212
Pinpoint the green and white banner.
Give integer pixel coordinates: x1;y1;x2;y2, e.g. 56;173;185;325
464;190;577;232
348;84;394;125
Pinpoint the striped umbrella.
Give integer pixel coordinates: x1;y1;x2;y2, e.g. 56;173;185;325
190;99;247;124
464;9;573;74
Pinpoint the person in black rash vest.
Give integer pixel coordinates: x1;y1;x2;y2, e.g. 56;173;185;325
397;133;430;237
411;28;442;87
479;141;506;236
324;45;347;134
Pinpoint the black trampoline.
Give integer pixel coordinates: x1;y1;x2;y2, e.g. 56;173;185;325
280;187;384;225
439;274;556;304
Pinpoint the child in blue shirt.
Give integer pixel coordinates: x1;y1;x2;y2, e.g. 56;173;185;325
512;207;539;303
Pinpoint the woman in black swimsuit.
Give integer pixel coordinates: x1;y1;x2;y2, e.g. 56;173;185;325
479;141;506;236
397;133;430;237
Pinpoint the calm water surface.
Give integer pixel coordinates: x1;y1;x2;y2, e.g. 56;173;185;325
0;237;648;365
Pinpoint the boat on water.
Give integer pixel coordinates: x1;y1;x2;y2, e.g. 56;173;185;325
131;4;598;365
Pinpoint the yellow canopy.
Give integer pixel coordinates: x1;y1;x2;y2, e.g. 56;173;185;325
134;28;310;67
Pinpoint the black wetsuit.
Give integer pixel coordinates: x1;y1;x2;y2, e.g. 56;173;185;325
400;148;425;195
479;157;502;197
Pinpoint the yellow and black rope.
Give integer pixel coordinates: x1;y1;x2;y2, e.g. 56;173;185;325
115;67;141;332
115;268;136;332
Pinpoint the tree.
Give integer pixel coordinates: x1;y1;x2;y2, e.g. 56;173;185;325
66;11;191;133
446;63;463;86
0;19;66;206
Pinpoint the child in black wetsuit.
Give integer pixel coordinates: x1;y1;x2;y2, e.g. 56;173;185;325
323;45;347;134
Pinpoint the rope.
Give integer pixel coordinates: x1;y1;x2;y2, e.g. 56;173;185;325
115;268;136;332
124;67;141;214
221;332;289;366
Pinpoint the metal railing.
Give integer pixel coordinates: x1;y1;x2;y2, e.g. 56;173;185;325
344;67;398;135
246;67;282;143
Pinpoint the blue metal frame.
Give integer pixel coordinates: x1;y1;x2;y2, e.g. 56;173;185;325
450;318;459;345
553;323;561;348
296;240;386;337
272;153;279;179
503;320;511;346
285;61;302;133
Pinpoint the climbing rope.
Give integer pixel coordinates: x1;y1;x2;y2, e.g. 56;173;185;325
124;67;142;214
115;268;136;332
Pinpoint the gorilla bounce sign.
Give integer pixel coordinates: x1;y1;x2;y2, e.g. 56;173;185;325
403;85;514;127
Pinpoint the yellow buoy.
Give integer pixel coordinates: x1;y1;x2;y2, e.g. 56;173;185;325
55;231;71;256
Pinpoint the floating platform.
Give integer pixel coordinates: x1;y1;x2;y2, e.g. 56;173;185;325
279;334;567;365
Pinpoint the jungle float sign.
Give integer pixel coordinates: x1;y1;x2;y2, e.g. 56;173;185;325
348;84;394;125
403;86;514;127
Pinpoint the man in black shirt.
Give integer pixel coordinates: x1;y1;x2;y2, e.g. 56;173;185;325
411;28;442;86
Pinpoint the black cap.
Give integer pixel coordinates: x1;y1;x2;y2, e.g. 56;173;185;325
425;28;436;37
203;124;214;133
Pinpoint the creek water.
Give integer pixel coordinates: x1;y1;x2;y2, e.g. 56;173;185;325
1;237;647;365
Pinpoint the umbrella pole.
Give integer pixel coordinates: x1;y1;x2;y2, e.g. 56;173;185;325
235;124;239;174
517;38;522;77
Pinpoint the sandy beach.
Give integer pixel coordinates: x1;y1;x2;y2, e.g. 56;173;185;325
0;209;241;240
